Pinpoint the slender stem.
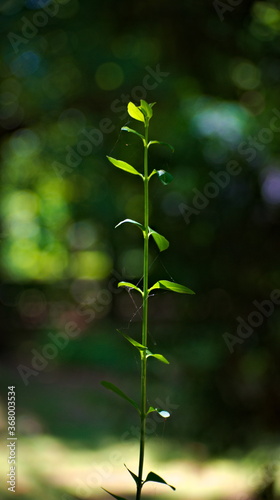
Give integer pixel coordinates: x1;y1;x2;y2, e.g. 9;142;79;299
136;122;149;500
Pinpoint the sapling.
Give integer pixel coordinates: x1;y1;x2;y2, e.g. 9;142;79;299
102;100;195;500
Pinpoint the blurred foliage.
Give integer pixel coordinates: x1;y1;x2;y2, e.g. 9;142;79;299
0;0;280;474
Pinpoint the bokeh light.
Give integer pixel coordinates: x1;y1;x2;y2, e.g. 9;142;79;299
10;51;41;78
67;220;98;250
239;90;265;115
119;248;143;279
18;288;47;318
58;108;86;137
253;2;280;33
25;0;52;8
191;99;249;145
95;62;124;90
230;59;261;90
70;251;113;279
261;167;280;205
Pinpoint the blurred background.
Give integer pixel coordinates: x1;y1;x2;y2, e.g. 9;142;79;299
0;0;280;498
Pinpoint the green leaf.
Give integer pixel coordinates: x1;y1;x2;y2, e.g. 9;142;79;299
115;219;144;232
149;280;195;294
121;126;145;141
148;169;158;180
157;170;174;185
107;156;142;177
139;99;153;119
148;228;169;252
118;330;147;351
127;102;145;122
101;381;140;412
148;141;174;152
144;472;175;491
146;350;169;364
147;406;156;414
118;281;143;295
102;488;128;500
124;465;139;485
147;407;170;418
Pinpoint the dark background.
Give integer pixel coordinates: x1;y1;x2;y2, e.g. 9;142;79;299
0;0;280;498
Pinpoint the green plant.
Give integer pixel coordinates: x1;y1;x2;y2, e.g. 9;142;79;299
102;100;195;500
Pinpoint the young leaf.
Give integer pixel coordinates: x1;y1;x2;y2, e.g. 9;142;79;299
107;156;142;177
124;464;140;485
146;350;169;364
121;126;145;141
115;219;144;232
148;228;169;252
102;488;128;500
148;169;158;180
118;281;143;295
149;280;195;294
157;170;174;185
101;381;140;412
148;141;174;152
127;102;145;122
140;99;153;119
118;330;147;351
147;407;170;418
144;472;175;491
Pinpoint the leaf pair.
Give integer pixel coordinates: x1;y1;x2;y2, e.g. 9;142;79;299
101;379;170;416
120;331;169;365
118;279;195;298
122;124;174;153
103;471;175;500
127;100;154;124
125;468;175;490
107;156;173;188
115;218;169;253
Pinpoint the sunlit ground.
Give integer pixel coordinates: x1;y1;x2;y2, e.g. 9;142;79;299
0;434;279;500
0;362;280;500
